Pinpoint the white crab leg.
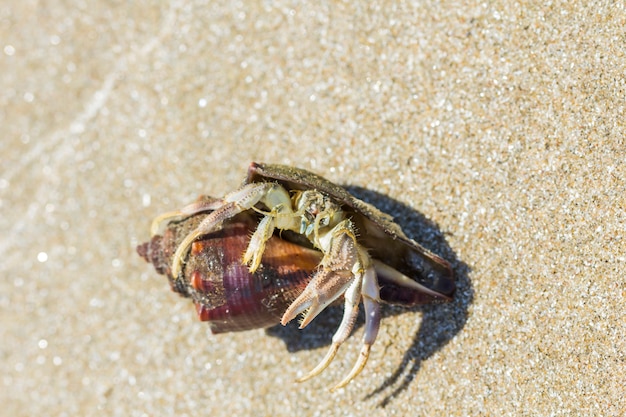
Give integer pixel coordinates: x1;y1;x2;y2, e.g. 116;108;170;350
243;190;302;273
242;215;276;272
170;201;239;278
170;182;291;279
331;264;381;390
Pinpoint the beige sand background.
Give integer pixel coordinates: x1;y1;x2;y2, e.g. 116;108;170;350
2;1;624;416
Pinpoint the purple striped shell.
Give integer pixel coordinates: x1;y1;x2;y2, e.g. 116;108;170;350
137;212;321;333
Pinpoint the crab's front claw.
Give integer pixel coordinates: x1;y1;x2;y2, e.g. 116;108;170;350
281;267;354;328
281;221;383;389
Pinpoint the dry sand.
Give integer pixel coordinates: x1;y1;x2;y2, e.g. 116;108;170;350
2;1;624;416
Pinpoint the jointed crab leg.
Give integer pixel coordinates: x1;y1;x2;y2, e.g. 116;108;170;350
170;182;294;279
332;265;381;391
294;276;361;383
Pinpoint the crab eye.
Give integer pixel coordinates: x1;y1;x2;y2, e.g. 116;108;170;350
319;215;329;227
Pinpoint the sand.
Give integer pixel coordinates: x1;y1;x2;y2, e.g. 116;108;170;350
2;1;624;415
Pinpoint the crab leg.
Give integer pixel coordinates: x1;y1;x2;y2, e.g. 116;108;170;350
281;221;360;327
170;182;292;279
243;200;301;273
281;221;382;388
295;275;362;383
331;264;381;391
242;215;276;272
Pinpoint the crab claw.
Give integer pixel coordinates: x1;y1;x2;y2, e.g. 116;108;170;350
281;225;382;390
281;268;354;328
293;277;361;383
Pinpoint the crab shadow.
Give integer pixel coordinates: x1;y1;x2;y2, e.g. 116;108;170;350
265;185;473;405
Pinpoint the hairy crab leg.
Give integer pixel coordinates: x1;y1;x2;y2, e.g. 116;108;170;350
170;182;292;279
243;202;302;273
170;201;238;279
242;215;276;272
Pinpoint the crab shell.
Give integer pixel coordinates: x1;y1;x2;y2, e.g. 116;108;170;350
137;212;322;333
137;163;455;334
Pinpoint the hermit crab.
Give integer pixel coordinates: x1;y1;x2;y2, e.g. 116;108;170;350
137;162;455;390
